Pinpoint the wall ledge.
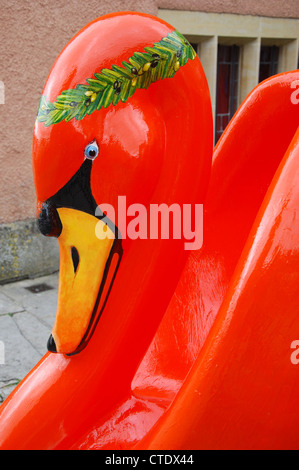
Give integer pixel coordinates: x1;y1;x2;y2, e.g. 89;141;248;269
0;219;59;284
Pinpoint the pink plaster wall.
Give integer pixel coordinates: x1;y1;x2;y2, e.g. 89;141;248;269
0;0;298;224
0;0;158;224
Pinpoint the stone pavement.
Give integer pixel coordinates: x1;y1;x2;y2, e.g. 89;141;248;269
0;272;58;404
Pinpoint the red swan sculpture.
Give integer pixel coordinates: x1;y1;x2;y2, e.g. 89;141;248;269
0;11;298;450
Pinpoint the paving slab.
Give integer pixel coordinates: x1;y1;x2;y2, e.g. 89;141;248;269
0;292;24;316
13;311;53;356
1;274;59;327
0;273;59;404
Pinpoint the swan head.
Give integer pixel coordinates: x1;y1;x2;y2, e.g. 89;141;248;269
33;12;213;355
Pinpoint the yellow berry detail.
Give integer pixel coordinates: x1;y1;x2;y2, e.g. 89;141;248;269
174;60;180;71
143;62;151;72
91;92;97;102
85;90;93;97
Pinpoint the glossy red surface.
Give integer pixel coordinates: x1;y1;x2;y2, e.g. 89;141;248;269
0;11;298;449
133;71;299;407
139;125;299;450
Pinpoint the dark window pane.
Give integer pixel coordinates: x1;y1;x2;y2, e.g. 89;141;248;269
222;114;229;129
190;43;198;55
217;63;230;114
260;47;270;62
215;45;240;143
259;46;279;82
259;63;271;83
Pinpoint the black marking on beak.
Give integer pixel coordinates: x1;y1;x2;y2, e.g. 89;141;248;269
47;334;57;353
48;159;98;216
38;202;62;238
38;159;97;240
71;246;80;273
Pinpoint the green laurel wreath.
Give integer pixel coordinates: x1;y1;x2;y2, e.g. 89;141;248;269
37;29;196;126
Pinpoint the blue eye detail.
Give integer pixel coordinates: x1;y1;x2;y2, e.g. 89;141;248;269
84;140;99;160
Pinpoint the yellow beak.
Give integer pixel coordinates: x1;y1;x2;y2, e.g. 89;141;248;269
51;207;118;355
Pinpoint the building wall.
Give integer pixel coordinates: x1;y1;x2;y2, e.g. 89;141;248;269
0;0;158;226
158;9;299;138
159;0;299;19
0;0;298;281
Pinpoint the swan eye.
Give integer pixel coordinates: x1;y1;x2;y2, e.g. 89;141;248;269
84;140;99;160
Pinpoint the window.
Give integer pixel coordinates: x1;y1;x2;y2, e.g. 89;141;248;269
259;46;279;82
215;44;240;143
190;43;198;55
